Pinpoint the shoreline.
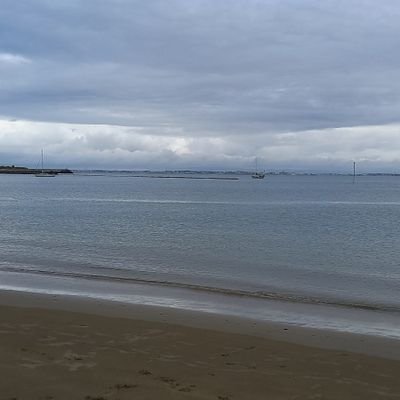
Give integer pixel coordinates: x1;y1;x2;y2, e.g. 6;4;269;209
1;269;400;342
1;288;399;360
3;265;399;312
1;289;400;399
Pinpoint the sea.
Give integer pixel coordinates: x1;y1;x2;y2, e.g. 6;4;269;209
0;172;399;338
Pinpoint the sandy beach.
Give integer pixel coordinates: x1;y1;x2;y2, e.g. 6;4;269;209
0;290;399;400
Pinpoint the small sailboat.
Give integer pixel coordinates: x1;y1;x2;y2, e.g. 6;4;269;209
251;158;265;179
35;149;56;177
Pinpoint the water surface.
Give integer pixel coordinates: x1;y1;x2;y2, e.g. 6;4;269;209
0;173;399;335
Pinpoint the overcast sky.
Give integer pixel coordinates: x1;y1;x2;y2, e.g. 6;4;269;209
1;0;400;171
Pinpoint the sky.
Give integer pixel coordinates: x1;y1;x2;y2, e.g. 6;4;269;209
1;0;400;171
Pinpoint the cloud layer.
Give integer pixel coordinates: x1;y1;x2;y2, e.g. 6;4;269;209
1;0;400;170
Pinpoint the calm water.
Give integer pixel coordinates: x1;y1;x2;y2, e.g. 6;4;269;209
0;173;399;334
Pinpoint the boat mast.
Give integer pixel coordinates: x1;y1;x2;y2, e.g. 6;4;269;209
41;149;44;173
353;161;356;183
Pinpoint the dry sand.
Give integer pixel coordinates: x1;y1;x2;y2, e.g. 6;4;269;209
0;291;399;400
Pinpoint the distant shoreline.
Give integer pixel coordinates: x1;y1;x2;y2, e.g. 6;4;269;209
2;165;400;176
74;170;400;177
0;166;73;175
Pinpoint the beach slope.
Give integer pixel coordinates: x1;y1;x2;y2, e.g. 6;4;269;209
0;297;399;400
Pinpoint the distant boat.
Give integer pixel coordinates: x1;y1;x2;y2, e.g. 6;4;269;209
252;158;265;179
35;149;56;177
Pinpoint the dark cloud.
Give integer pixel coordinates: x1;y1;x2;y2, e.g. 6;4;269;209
1;0;400;169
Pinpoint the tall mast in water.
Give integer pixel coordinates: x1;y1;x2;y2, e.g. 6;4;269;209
353;161;356;183
41;149;44;173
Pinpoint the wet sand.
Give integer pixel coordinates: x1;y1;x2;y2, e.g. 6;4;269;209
0;290;399;399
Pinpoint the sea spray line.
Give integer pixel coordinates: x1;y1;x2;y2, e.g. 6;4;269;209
1;265;399;314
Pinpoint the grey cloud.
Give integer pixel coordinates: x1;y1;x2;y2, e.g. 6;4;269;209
1;119;400;172
1;1;400;169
